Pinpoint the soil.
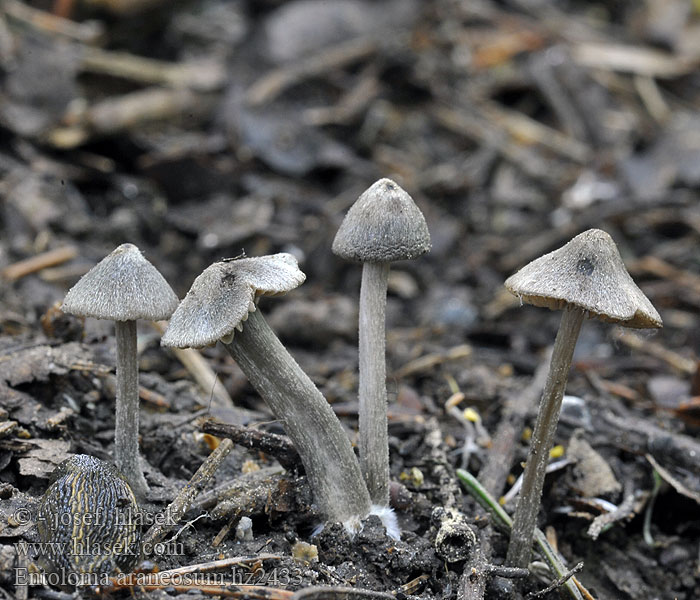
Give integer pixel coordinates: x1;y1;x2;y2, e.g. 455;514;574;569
0;1;699;599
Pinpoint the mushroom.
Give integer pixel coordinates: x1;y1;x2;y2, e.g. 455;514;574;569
503;229;662;567
161;253;372;530
62;243;178;496
332;178;431;506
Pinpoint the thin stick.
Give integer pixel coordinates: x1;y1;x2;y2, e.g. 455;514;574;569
82;47;225;91
139;386;170;408
612;329;696;375
392;344;472;379
572;43;696;78
507;308;584;568
138;554;281;578
200;418;300;472
632;255;700;296
142;438;234;546
1;246;77;281
246;36;378;106
526;562;583;598
481;101;591;163
48;87;207;149
2;0;103;43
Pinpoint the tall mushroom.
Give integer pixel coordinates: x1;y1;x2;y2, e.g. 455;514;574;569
161;253;373;530
504;229;662;567
62;243;178;496
332;178;431;506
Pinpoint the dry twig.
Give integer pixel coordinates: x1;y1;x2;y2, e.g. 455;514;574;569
246;36;380;106
142;438;234;547
1;246;77;281
612;329;696;375
199;418;300;472
393;344;472;379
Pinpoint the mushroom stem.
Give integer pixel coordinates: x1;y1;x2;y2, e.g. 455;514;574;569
114;320;149;497
223;309;371;527
506;306;584;568
358;261;390;505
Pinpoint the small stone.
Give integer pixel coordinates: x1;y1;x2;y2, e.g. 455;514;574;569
235;516;253;542
568;429;621;498
399;467;424;488
388;270;419;299
291;541;318;563
560;395;593;431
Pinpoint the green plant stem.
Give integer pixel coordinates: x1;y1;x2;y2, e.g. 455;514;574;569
456;469;584;600
507;307;584;568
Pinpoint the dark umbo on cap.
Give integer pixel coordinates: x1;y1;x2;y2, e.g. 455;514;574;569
505;229;662;328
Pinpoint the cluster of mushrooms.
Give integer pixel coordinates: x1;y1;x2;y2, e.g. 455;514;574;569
61;178;662;565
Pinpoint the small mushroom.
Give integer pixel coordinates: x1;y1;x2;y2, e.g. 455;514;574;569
62;244;178;496
332;178;431;506
504;229;662;567
161;253;372;530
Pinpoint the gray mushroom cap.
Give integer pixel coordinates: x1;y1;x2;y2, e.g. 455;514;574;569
162;253;306;349
504;229;662;329
62;243;178;322
332;178;431;263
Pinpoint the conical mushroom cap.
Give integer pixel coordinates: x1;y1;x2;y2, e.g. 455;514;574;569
332;178;431;263
62;243;178;322
505;229;662;328
162;253;306;349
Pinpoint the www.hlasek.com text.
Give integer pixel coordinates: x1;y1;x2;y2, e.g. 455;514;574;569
16;538;183;560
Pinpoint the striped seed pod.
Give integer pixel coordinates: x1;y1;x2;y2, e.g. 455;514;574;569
37;454;141;578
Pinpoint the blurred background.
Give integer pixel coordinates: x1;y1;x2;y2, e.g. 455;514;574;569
1;0;698;372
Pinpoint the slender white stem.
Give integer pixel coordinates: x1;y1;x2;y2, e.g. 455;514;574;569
358;262;390;505
223;309;371;525
506;307;584;567
115;320;149;496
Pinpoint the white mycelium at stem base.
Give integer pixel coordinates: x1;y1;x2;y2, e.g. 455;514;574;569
333;178;431;507
161;254;373;530
223;307;371;527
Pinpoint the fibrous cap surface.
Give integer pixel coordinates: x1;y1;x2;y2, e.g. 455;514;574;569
332;178;431;263
162;253;306;348
62;243;178;322
504;229;662;328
